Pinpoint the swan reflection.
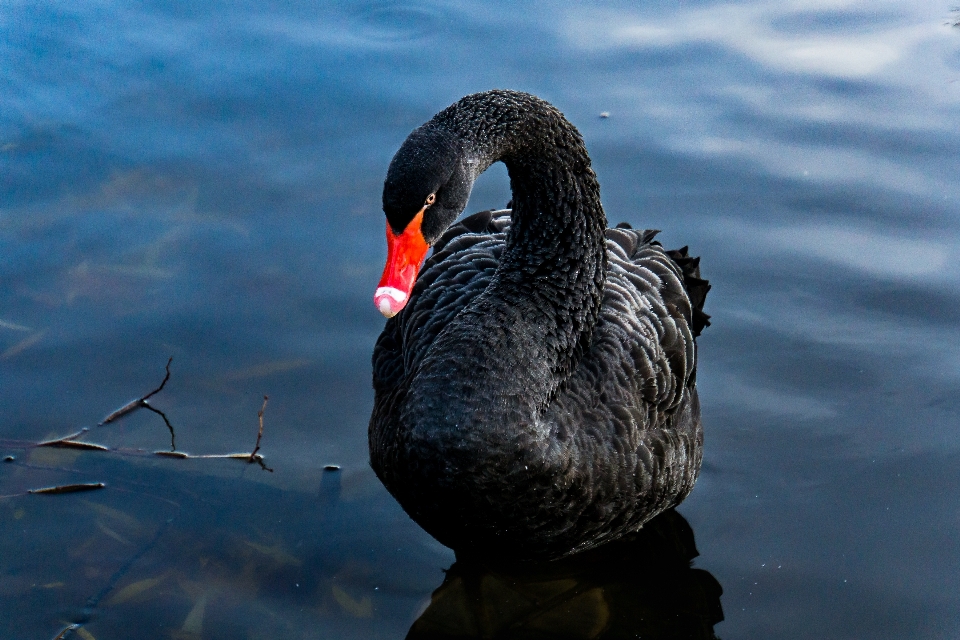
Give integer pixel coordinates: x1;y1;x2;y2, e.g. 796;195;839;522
407;509;722;639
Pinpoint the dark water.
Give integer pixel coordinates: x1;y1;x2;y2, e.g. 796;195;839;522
2;1;959;638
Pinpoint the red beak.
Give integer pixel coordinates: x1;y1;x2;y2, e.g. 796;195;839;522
374;208;429;318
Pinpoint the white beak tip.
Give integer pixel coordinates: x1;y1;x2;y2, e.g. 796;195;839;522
378;297;397;318
374;287;407;318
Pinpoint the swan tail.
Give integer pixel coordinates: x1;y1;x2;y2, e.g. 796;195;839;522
608;223;711;338
664;245;711;337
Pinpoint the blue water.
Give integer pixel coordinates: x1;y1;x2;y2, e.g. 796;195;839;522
2;1;959;638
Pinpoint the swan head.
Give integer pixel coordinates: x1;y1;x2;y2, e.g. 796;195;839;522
376;123;475;318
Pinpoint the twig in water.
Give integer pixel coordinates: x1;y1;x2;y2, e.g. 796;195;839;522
247;395;273;471
1;432;274;472
251;395;268;460
149;394;273;471
99;357;173;424
38;429;89;445
1;368;273;476
98;398;145;425
140;403;176;451
52;624;80;640
37;429;109;452
28;483;105;495
141;356;172;402
153;450;189;459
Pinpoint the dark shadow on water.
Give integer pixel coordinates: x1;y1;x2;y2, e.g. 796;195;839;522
407;509;723;640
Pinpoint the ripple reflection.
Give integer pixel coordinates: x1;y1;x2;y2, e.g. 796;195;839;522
350;3;441;44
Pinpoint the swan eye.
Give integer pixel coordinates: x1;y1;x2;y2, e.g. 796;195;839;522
424;193;436;207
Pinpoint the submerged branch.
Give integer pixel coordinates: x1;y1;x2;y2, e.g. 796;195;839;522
141;356;173;401
62;516;177;640
38;429;109;452
0;366;274;480
2;435;273;471
248;395;272;471
99;357;174;437
52;624;81;640
140;402;176;451
0;359;275;504
98;398;147;426
0;482;107;501
29;483;105;495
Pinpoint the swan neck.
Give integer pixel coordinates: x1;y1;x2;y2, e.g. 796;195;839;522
440;91;607;301
433;91;608;408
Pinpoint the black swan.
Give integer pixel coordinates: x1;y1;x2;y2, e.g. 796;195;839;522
370;90;710;559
